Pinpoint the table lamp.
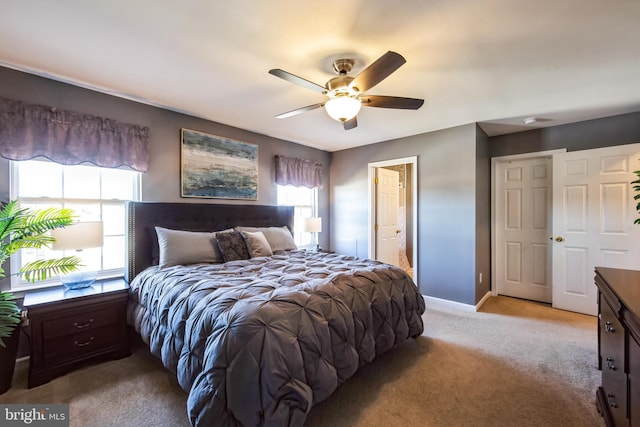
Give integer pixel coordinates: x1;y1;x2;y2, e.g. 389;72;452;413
51;221;104;289
302;217;322;251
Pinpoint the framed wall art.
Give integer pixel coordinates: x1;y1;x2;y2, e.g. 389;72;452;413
181;128;258;199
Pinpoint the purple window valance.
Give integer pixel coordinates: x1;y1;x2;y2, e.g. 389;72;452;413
0;96;149;172
275;155;324;189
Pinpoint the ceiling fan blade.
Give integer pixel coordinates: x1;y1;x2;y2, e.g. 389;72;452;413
269;69;327;94
361;95;424;110
349;51;406;93
275;103;324;119
343;116;358;130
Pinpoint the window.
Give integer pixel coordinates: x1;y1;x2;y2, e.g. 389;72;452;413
10;159;141;289
277;185;318;248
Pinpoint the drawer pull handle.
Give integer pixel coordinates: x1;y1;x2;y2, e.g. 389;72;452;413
606;357;616;371
607;393;617;408
604;321;615;333
73;319;94;329
74;337;94;347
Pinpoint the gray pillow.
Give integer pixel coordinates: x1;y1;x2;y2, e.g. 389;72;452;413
155;227;222;268
235;226;297;252
241;230;273;258
216;231;251;262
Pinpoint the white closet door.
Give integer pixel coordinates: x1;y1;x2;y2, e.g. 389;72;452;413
495;157;552;303
552;144;640;315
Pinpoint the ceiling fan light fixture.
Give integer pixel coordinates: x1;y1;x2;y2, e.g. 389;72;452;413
269;51;422;130
325;96;361;122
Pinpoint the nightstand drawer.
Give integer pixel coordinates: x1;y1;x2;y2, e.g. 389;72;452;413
43;326;119;362
42;307;118;339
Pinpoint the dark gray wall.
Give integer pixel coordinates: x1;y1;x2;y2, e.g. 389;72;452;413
0;66;331;291
490;111;640;157
475;125;491;302
331;124;486;305
406;163;414;265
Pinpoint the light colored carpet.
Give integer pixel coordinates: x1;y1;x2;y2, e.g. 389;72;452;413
0;296;602;426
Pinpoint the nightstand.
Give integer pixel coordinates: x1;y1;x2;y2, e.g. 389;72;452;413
304;247;334;254
317;248;335;254
22;278;130;388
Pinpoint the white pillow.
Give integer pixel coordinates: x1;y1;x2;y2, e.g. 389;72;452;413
241;231;273;258
155;227;223;268
235;226;297;252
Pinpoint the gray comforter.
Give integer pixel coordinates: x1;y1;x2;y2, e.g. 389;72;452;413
127;250;425;426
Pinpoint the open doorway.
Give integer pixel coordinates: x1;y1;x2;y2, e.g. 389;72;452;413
368;156;418;283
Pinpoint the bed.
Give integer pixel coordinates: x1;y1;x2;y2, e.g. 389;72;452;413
125;201;425;427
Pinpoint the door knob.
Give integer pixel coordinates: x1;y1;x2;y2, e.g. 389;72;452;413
396;229;401;234
555;236;564;242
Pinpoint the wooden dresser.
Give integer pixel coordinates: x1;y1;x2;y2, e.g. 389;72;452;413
594;267;640;427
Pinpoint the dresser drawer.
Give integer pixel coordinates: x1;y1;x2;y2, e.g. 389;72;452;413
601;300;625;357
602;364;628;426
42;306;118;339
595;268;640;427
601;298;628;426
630;336;640;427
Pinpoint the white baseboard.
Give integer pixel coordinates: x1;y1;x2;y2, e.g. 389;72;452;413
424;291;492;312
475;291;491;310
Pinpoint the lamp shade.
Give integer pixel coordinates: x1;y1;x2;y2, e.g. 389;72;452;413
325;96;361;122
302;217;322;233
51;221;104;251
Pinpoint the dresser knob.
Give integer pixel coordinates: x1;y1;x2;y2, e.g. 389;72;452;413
73;318;94;329
74;337;95;347
606;357;616;371
607;393;618;408
604;321;615;333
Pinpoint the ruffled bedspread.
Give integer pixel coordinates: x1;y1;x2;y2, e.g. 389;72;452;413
127;250;425;426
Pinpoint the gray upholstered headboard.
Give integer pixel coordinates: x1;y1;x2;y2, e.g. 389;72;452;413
125;201;295;283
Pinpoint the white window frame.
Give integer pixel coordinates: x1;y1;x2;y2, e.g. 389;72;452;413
9;159;142;291
276;185;318;249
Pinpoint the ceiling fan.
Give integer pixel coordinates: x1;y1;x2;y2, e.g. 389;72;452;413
268;51;424;130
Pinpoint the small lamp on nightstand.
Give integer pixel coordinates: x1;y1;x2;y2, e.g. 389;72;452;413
51;221;104;289
302;217;322;251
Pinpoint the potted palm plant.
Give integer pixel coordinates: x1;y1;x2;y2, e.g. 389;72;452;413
633;167;640;224
0;200;81;394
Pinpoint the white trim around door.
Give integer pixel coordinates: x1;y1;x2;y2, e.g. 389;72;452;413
368;156;419;286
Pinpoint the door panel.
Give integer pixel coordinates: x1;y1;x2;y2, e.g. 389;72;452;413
564;248;587;294
506;242;521;282
532;243;547;284
532;187;548;229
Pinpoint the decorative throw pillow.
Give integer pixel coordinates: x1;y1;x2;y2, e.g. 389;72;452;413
155;227;222;268
216;230;251;262
241;231;273;258
235;226;297;252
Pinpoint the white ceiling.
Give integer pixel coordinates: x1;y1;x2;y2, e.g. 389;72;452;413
1;0;639;152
